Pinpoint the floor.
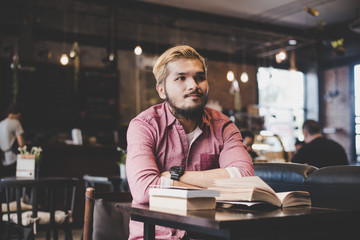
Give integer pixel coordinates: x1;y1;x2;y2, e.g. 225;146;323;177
6;227;83;240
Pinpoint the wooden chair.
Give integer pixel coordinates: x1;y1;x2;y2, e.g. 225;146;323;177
0;177;78;240
82;187;132;240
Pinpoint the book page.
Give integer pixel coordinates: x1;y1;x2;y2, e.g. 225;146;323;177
149;185;201;190
275;192;291;202
149;186;220;198
212;176;276;194
275;191;311;207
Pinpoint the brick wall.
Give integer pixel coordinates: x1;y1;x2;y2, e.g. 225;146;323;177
320;66;352;162
207;60;258;111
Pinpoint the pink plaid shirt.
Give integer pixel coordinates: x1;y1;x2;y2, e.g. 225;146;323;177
126;102;254;239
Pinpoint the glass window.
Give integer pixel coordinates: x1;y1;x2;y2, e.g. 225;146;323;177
354;64;360;162
257;67;304;155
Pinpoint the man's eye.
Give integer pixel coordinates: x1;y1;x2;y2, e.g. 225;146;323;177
176;76;186;81
195;75;206;81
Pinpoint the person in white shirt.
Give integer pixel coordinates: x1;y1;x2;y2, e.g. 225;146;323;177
0;103;25;176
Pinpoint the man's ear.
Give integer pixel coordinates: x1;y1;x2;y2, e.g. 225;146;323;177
156;83;166;100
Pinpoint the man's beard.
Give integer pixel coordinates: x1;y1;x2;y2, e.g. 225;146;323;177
166;91;208;120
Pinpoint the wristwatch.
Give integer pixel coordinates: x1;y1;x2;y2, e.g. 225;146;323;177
169;166;185;181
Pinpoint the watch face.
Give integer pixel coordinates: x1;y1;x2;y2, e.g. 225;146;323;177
171;166;183;173
170;166;184;180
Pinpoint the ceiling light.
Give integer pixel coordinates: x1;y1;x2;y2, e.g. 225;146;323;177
108;53;115;61
134;45;142;55
227;70;235;81
278;49;287;60
288;39;297;45
275;49;287;63
60;54;69;65
240;72;249;83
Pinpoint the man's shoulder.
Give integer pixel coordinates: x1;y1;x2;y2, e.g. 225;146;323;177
1;118;21;128
314;137;344;148
203;107;230;121
130;102;167;125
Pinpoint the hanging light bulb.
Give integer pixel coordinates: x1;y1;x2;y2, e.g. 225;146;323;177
60;54;69;65
69;50;76;59
227;70;235;81
275;49;287;63
288;39;297;46
278;49;287;60
134;45;142;55
240;72;249;83
108;53;115;61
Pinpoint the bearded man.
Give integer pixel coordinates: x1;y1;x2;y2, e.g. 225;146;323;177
126;45;254;240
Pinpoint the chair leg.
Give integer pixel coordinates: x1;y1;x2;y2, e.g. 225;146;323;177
4;224;11;240
64;224;73;240
53;228;59;240
46;229;51;240
23;228;34;240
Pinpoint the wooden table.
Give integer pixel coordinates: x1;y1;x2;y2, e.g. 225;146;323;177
116;203;359;240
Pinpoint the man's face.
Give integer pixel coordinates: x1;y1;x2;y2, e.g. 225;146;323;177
156;59;208;119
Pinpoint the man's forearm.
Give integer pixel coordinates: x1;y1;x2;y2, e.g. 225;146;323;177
162;168;230;188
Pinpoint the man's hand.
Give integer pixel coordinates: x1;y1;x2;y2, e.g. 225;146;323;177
161;168;230;188
160;171;170;178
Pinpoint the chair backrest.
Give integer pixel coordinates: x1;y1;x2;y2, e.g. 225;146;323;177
254;162;318;192
305;165;360;209
83;187;132;240
83;175;123;192
0;177;78;239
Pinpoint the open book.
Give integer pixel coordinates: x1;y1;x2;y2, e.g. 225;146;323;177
149;186;220;211
209;176;311;208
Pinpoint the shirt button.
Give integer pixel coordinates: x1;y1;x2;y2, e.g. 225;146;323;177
182;137;187;141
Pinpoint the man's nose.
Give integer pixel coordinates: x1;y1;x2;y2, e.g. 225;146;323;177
187;77;199;89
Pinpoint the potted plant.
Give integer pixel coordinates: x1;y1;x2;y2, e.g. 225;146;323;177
18;146;43;178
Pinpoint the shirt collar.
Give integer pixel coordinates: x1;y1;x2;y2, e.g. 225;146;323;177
164;102;177;127
164;101;211;129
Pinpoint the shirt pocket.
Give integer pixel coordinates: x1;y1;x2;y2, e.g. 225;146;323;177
200;153;220;170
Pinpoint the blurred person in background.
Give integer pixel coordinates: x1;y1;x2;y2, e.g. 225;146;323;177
241;130;259;162
291;119;348;168
0;103;25;177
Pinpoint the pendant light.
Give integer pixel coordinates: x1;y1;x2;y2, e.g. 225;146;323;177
240;72;249;83
134;45;142;55
240;37;248;83
227;70;235;81
60;8;69;65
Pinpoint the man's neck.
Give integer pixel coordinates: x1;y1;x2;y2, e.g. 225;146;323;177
306;133;322;143
177;117;199;134
167;104;202;133
7;114;18;120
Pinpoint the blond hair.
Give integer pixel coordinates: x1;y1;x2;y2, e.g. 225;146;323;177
153;45;207;85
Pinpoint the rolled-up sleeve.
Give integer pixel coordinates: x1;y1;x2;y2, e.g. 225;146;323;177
219;122;254;176
126;119;162;204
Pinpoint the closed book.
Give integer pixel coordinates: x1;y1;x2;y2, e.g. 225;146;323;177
209;176;311;208
148;186;219;211
149;186;220;198
149;195;216;211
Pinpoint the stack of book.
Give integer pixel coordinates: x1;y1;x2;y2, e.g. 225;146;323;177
149;186;220;211
209;176;311;208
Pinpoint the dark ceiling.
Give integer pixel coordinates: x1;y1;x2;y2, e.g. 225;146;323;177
1;0;360;70
136;0;360;68
137;0;360;30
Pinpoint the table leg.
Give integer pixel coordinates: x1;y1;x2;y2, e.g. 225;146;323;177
143;222;155;240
